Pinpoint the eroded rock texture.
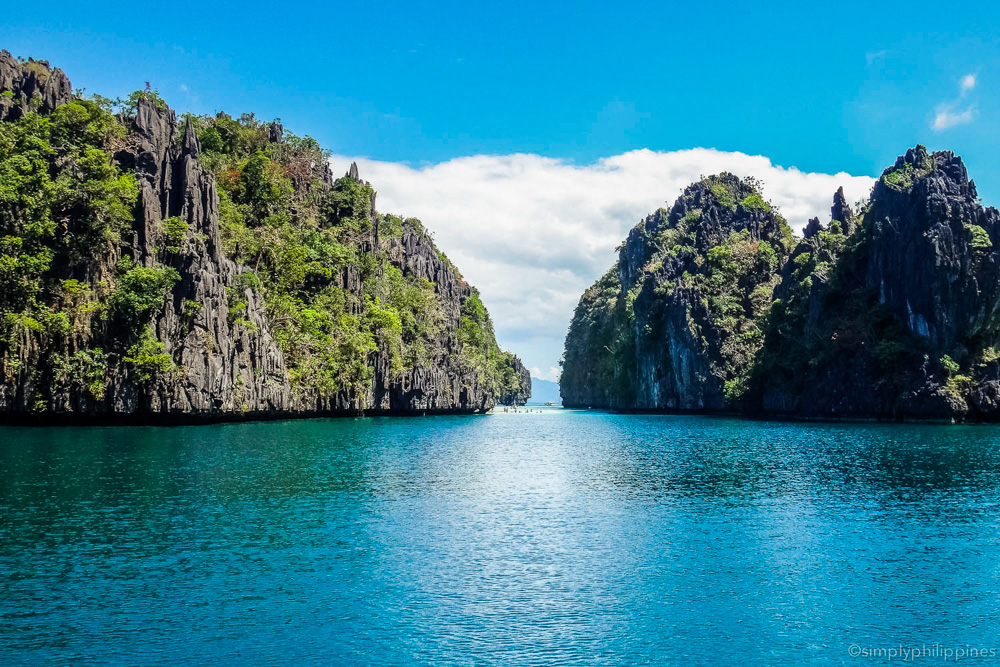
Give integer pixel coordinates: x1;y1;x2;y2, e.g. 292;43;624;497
564;145;1000;421
755;146;1000;420
561;174;792;410
0;53;528;422
497;355;531;406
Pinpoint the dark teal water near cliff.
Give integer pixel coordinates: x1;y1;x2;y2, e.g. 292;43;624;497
3;409;1000;665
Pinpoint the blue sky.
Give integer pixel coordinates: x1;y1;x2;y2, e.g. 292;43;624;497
3;1;998;380
4;1;998;188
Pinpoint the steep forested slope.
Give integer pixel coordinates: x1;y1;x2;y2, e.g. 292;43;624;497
752;146;1000;420
0;51;529;422
563;146;1000;421
561;174;793;410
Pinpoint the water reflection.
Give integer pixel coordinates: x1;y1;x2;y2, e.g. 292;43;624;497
2;411;1000;665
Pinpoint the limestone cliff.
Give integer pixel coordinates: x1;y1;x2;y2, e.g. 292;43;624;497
564;145;1000;421
561;174;793;410
0;51;529;422
497;355;531;406
753;146;1000;420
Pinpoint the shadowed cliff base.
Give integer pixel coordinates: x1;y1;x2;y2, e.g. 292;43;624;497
565;406;965;425
0;406;495;426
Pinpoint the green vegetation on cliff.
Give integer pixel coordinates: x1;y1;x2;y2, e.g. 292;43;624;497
0;53;527;418
561;266;634;406
186;111;521;398
190;112;400;395
561;174;792;409
564;146;1000;421
749;215;925;410
0;99;141;362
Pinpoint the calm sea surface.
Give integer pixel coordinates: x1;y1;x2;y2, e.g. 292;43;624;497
2;409;1000;665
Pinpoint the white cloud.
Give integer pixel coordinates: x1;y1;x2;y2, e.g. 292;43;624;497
331;149;875;378
530;366;562;382
179;83;189;93
932;73;979;131
933;107;976;130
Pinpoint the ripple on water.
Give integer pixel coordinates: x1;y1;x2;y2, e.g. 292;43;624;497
2;411;1000;665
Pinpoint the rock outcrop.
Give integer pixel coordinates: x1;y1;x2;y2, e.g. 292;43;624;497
561;174;793;410
564;145;1000;421
497;355;531;406
866;147;1000;352
0;52;529;423
831;186;857;234
0;50;73;121
753;146;1000;420
132;100;294;416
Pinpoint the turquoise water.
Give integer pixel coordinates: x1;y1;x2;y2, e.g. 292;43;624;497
2;409;1000;665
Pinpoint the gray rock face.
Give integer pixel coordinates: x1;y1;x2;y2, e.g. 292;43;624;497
372;225;498;413
562;174;791;411
497;355;531;406
0;55;528;423
565;145;1000;421
0;51;73;121
803;217;822;238
130;100;294;416
865;146;1000;352
755;146;1000;420
831;186;857;234
970;360;1000;414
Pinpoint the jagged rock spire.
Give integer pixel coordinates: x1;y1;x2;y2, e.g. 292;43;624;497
267;122;283;144
0;49;73;122
864;146;997;352
831;186;856;234
347;161;361;181
183;115;200;158
804;217;822;238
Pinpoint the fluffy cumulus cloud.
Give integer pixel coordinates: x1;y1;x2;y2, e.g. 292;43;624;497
331;149;875;382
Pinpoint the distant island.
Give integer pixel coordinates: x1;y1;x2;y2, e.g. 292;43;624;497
561;146;1000;422
0;51;530;423
528;377;561;405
